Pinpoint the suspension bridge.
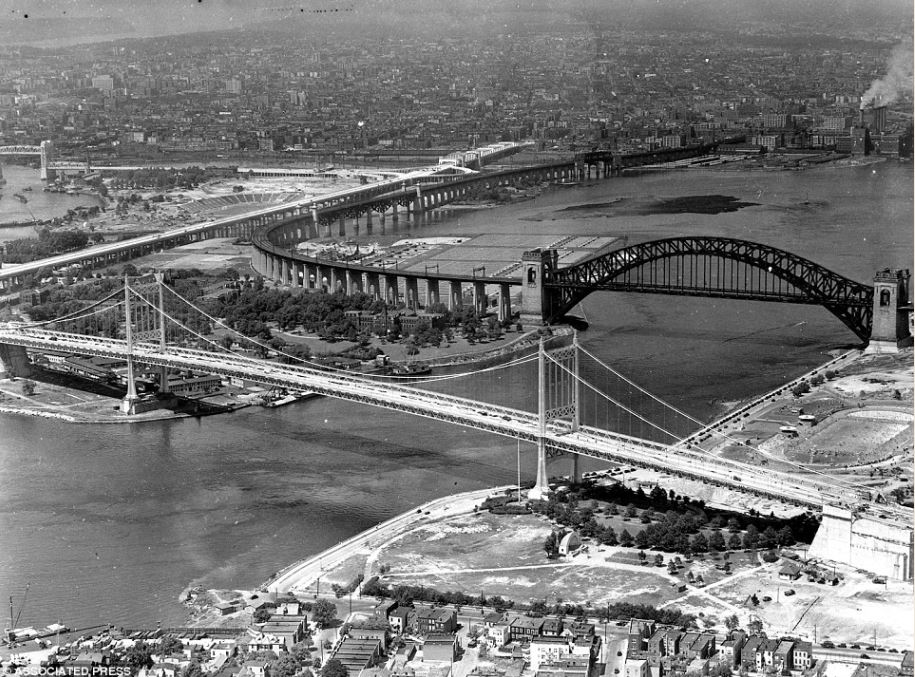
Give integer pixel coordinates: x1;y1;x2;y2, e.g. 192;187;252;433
0;274;911;579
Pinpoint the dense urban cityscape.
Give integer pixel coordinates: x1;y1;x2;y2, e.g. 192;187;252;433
0;3;912;677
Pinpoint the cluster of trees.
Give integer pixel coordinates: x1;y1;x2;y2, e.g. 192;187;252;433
362;575;694;628
210;288;385;339
331;573;365;598
530;482;805;557
112;191;151;216
361;577;514;611
576;482;820;542
269;641;318;677
2;229;89;263
26;277;123;322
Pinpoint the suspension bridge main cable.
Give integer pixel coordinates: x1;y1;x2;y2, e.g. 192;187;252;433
158;281;540;383
128;289;546;421
17;288;125;328
544;351;683;443
131;286;542;387
576;343;867;492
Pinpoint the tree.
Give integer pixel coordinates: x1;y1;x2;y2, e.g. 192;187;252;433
292;642;313;663
619;529;634;547
709;531;726;552
544;531;560;558
312;599;338;629
599;526;618;546
20;380;35;396
160;636;183;655
271;654;301;677
691;532;708;553
530;599;548;615
254;606;273;623
635;530;650;550
322;658;349;677
124;642;154;670
725;614;740;632
742;525;760;550
638;550;647;563
653;553;664;567
182;663;204;677
777;526;795;546
791;382;810;397
728;533;743;551
760;526;779;550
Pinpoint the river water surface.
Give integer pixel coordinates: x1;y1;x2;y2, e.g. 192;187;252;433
0;160;911;631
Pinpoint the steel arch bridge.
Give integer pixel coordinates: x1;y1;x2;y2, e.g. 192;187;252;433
546;236;874;339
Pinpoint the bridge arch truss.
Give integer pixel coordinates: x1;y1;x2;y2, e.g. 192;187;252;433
547;236;874;339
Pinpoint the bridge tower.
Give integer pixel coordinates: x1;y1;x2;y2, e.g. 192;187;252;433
120;275;170;414
530;333;581;500
520;248;559;326
867;268;912;353
39;140;56;182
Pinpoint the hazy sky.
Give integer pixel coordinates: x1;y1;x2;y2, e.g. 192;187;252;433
0;0;912;43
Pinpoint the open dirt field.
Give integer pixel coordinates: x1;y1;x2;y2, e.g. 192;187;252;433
710;561;914;650
373;511;764;611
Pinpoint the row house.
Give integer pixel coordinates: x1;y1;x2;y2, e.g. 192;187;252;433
389;606;415;635
740;635;813;673
414;607;457;636
510;616;545;642
717;633;746;668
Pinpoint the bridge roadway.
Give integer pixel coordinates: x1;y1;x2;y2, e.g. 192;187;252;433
2;325;901;521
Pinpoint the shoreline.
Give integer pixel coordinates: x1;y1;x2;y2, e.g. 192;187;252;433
261;484;514;595
240;346;909;599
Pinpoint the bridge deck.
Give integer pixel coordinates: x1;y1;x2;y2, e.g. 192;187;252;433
1;325;901;523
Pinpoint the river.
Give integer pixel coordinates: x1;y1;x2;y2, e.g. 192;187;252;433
0;160;911;632
0;163;102;242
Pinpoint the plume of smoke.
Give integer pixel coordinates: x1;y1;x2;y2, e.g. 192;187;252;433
860;44;914;110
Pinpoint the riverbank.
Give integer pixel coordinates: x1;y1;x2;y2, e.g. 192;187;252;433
186;484;514;626
191;347;912;609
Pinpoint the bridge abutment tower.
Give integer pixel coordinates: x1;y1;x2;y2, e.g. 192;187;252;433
39;140;56;182
809;504;913;581
866;268;912;353
0;343;31;379
520;248;559;326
